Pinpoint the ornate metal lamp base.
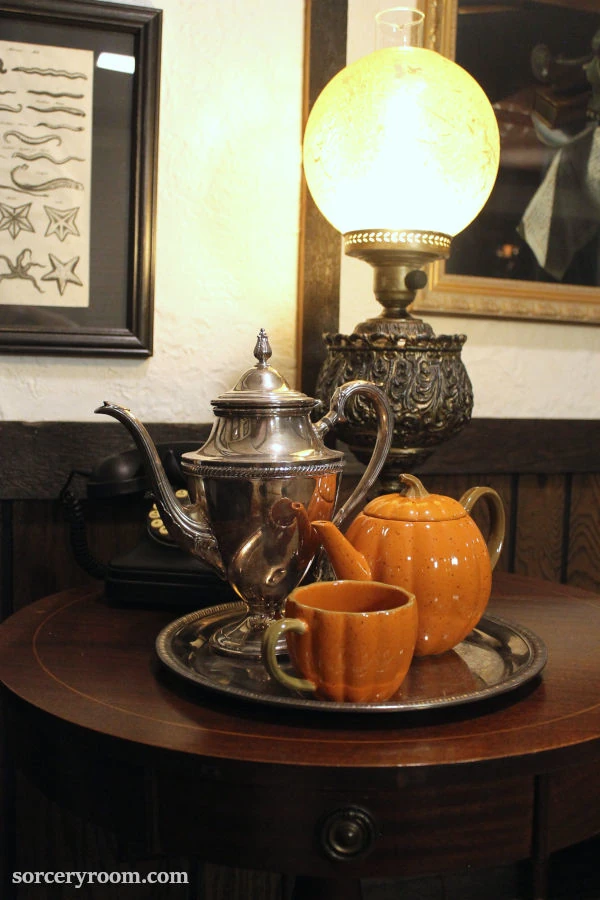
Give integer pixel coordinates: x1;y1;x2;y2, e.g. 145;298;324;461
316;330;473;492
316;233;474;493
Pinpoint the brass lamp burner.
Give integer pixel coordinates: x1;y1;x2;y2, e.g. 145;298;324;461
344;228;451;333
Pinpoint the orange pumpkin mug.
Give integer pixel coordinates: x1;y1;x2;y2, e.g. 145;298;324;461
311;473;505;657
261;580;418;702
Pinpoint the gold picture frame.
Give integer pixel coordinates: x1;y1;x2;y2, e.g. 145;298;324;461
413;0;600;325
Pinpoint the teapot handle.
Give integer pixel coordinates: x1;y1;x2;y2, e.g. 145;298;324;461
459;486;506;570
314;380;393;532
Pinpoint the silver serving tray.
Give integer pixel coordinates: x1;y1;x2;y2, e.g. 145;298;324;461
155;601;547;713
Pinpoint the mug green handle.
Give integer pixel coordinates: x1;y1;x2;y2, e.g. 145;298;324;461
459;485;505;570
261;618;316;694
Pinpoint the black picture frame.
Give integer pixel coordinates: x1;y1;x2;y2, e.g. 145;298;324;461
0;0;161;356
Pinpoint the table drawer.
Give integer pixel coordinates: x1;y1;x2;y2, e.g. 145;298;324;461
155;770;534;878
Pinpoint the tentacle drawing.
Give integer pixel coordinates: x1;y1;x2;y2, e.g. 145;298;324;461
4;130;61;145
27;104;85;117
12;151;85;164
12;66;87;80
10;165;83;193
36;123;82;132
0;249;44;293
27;90;84;99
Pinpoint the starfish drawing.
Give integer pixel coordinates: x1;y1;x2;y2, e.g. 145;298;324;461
0;202;34;239
41;253;83;295
44;205;80;241
0;249;43;292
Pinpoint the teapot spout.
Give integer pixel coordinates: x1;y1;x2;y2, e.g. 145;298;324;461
311;520;372;581
94;402;225;577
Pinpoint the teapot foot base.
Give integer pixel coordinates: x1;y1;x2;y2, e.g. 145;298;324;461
209;612;287;659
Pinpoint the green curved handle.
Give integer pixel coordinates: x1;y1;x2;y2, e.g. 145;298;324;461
261;618;316;694
459;486;506;571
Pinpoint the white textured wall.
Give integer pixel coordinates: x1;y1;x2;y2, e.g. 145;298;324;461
0;0;597;422
0;0;304;422
342;0;599;419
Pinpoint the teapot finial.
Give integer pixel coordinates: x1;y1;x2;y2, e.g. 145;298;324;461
254;328;272;368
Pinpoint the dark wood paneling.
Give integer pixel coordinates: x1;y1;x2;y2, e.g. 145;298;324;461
11;496;145;613
0;420;598;610
417;419;600;476
513;475;566;584
1;419;598;501
0;421;212;501
567;473;600;592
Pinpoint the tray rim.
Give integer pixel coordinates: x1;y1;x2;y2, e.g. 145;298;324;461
155;601;548;714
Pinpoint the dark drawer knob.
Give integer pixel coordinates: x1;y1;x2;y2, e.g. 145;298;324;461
319;806;377;861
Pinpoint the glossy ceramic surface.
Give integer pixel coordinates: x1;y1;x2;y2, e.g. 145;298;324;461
155;601;547;713
312;474;506;657
345;512;492;655
262;580;418;702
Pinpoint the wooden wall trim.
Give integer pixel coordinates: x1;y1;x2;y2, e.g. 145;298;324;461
0;419;598;500
417;419;600;476
297;0;347;395
0;422;211;500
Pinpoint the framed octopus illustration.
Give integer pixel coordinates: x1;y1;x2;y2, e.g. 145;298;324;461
0;0;161;355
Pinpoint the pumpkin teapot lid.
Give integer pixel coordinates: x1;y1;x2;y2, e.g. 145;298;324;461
363;474;467;522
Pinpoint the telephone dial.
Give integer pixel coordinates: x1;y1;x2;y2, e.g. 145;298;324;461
60;443;237;610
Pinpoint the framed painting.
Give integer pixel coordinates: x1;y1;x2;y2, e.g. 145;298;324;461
0;0;161;355
414;0;600;325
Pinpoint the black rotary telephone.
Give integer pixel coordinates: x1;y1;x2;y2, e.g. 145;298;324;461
60;443;236;610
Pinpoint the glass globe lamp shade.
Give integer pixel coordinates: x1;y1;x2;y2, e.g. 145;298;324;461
303;46;500;243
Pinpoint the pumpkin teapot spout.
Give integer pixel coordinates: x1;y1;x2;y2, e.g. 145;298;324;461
310;520;372;581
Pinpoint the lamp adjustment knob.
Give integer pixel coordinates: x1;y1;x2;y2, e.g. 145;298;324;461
404;269;428;292
319;806;377;862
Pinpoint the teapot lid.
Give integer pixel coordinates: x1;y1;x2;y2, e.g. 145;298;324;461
181;329;345;472
363;475;467;521
363;492;466;521
212;328;316;411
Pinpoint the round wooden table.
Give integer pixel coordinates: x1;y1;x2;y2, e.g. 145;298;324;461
1;573;599;900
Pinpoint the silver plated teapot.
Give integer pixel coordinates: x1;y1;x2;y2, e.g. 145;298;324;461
96;329;393;658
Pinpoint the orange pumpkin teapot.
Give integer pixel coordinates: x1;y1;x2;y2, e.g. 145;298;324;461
311;473;505;656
